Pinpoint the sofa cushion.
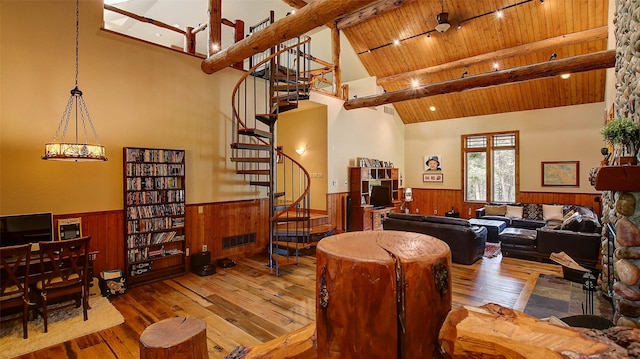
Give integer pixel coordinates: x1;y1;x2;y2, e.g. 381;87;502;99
522;203;542;220
542;204;564;221
506;205;523;219
511;218;546;230
579;217;600;233
559;212;582;231
485;205;507;216
478;215;512;226
423;215;470;227
387;213;426;222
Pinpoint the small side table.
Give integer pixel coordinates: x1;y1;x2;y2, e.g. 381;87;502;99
140;317;208;359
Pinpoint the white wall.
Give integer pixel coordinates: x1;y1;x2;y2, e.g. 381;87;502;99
404;103;606;194
309;78;405;195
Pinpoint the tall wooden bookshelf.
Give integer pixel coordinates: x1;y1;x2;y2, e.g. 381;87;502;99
123;147;186;286
349;167;399;231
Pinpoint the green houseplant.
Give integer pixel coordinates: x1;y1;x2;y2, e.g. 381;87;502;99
601;117;640;165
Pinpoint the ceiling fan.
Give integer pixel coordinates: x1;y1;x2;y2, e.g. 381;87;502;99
435;0;451;33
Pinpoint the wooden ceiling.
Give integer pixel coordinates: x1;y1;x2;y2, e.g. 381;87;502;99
338;0;609;123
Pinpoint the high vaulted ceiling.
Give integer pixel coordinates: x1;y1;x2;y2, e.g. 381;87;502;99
339;0;609;123
104;0;610;124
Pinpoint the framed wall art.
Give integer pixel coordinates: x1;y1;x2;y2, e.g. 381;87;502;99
423;173;444;182
541;161;579;187
424;155;441;171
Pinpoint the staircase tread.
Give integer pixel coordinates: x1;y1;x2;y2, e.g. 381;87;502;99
231;143;271;150
275;216;311;222
249;181;270;187
238;128;273;139
231;157;270;162
237;169;270;175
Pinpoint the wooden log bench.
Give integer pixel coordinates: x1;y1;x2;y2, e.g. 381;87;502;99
140;316;208;359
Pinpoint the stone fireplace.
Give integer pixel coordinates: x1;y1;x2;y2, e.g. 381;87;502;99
596;0;640;328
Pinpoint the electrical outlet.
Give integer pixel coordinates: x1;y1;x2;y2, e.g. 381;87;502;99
434;210;438;215
416;208;419;213
186;247;190;256
202;244;208;252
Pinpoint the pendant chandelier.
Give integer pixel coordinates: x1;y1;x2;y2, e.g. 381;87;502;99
42;0;107;162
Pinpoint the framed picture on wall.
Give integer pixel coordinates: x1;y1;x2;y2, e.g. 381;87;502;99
424;155;441;171
541;161;579;187
423;173;444;182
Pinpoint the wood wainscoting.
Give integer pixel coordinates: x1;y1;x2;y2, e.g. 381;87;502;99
185;199;270;261
53;199;271;276
326;192;349;233
405;189;601;219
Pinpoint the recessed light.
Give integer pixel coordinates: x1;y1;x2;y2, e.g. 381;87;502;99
496;10;503;18
560;73;571;79
411;80;420;88
394;39;400;45
429;106;436;112
155;33;162;37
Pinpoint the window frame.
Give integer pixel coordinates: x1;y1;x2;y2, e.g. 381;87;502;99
462;131;519;203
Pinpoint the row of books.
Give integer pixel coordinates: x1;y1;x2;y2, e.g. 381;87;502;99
126;149;185;163
127;217;185;233
126;177;183;191
127;246;184;263
126;163;184;177
126;203;185;220
126;189;185;205
127;231;185;248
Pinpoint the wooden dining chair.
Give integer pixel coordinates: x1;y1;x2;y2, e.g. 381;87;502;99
0;243;32;339
33;236;91;333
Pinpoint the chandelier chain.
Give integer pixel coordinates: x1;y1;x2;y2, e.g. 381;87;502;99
75;0;79;87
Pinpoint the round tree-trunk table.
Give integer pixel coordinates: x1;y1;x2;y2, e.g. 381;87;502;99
315;230;452;358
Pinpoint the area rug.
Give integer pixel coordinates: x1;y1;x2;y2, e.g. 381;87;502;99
0;296;124;359
484;242;501;258
524;274;613;320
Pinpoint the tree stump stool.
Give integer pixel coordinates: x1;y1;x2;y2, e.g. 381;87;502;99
316;230;452;358
139;317;208;359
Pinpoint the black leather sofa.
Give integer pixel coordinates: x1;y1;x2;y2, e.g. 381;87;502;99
475;203;602;268
382;213;487;265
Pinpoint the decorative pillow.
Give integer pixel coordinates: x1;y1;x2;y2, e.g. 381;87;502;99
505;205;523;219
542;204;564;221
575;206;597;220
560;212;582;231
522;203;542;220
561;210;575;222
485;205;507;216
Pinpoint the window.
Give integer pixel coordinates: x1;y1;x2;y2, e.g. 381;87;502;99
463;132;518;203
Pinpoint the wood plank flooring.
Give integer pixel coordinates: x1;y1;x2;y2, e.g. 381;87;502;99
14;252;562;359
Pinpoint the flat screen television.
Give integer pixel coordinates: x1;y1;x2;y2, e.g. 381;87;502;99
0;212;53;247
370;184;391;209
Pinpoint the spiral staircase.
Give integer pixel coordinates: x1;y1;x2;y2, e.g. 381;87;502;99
229;35;315;276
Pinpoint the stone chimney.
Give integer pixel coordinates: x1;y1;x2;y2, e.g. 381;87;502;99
596;0;640;328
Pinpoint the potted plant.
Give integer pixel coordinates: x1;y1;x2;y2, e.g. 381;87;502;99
601;117;640;165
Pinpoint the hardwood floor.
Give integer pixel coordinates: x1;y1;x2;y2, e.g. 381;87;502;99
15;252;562;359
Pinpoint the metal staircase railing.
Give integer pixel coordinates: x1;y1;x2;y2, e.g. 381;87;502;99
230;35;312;276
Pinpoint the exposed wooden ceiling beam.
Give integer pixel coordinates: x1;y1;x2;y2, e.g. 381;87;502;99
336;0;417;30
279;0;309;9
202;0;377;74
376;26;608;87
344;50;615;110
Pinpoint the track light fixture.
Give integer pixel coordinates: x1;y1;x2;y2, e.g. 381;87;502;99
548;53;557;61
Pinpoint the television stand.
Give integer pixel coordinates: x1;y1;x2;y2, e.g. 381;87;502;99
372;207;394;231
349;166;400;231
